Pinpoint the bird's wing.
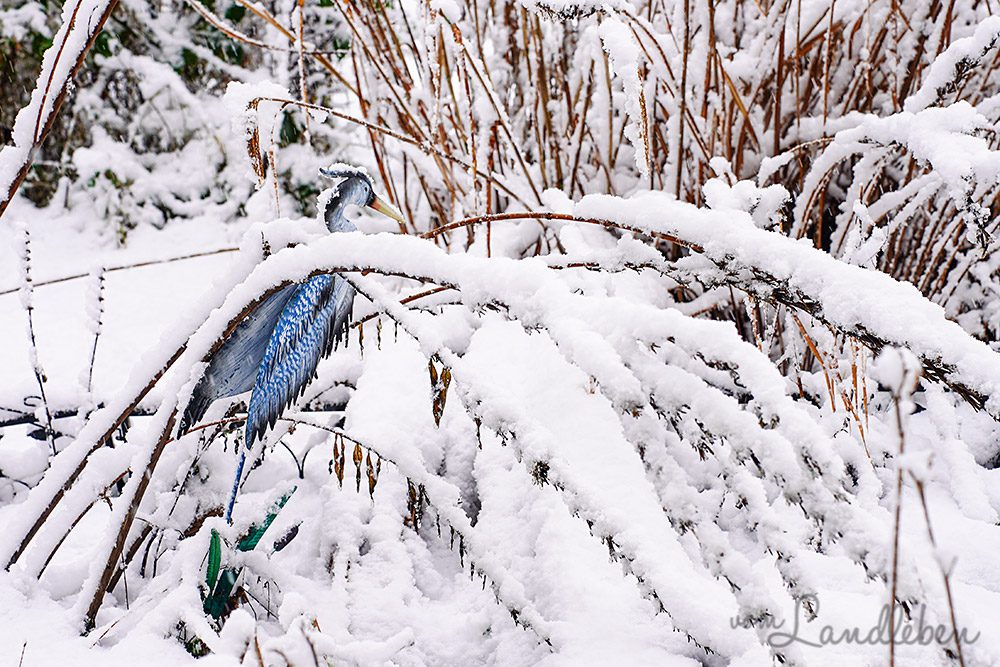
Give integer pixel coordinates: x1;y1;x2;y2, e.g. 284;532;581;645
180;284;298;434
245;274;355;446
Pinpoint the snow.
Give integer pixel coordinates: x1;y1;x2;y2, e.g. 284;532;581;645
3;3;1000;666
599;19;649;175
222;81;293;141
904;16;1000;113
4;172;1000;664
572;190;1000;419
0;0;118;209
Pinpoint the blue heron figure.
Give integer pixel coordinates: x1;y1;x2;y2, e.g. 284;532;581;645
178;165;402;521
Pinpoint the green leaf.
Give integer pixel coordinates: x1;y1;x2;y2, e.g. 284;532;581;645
278;112;301;147
184;635;209;658
237;487;296;552
220;40;243;65
203;488;296;620
203;568;239;619
31;33;53;60
93;30;112;58
206;529;221;590
331;35;351;59
175;47;200;78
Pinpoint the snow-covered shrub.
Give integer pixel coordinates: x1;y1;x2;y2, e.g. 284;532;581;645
2;0;1000;665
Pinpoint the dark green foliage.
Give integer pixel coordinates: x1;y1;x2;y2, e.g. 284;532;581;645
202;488;296;620
202;569;239;620
331;34;351;59
31;33;53;59
93;30;113;58
206;529;221;589
175;47;202;79
292;180;322;216
184;635;210;657
279;112;302;147
236;488;294;551
224;4;246;22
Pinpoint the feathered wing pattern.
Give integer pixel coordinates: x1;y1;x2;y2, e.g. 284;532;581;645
226;274;353;521
244;273;356;448
179;284;298;433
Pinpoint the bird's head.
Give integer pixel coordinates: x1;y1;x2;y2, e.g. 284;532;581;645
319;164;404;232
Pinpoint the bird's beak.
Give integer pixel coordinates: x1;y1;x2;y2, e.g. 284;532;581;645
367;194;405;225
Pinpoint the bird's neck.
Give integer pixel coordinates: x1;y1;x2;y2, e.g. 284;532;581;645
326;212;357;234
321;181;365;233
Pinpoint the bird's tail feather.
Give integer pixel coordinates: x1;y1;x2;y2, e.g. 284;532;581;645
179;386;213;436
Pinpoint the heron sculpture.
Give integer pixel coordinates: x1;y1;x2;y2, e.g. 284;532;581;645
178;165;403;521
